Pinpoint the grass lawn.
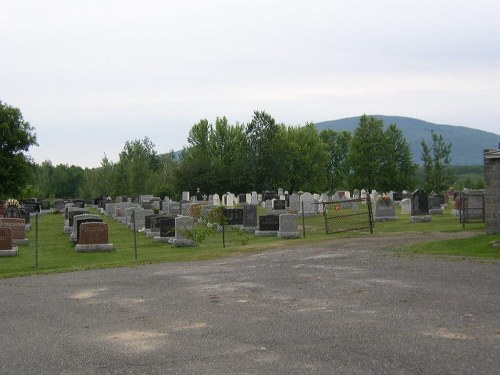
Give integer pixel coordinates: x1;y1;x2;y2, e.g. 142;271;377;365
0;206;498;278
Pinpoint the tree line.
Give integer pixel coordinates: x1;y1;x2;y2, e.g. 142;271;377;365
2;101;474;202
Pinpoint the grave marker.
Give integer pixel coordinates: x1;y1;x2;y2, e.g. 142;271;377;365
75;222;114;252
0;227;17;256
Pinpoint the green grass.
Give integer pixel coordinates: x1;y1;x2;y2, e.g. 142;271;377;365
0;206;497;278
403;233;500;258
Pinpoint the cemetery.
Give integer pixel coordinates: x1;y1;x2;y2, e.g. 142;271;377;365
0;186;497;278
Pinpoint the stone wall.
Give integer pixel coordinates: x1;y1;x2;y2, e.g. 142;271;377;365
484;149;500;234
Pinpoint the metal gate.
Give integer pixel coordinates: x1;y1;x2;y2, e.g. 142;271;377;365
322;196;373;234
459;191;485;228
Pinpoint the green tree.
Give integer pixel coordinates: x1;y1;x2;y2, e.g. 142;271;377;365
348;115;416;192
50;164;84;197
246;111;280;191
176;119;215;194
285;123;328;192
379;124;417;191
113;137;160;196
421;130;453;193
320;129;351;192
348;115;385;191
0;101;38;197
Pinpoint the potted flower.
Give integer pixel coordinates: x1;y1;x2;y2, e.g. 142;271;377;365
378;194;392;206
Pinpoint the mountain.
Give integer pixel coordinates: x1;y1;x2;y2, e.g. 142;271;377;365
315;115;500;166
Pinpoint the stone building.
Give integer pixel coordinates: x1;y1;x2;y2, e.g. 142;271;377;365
484;148;500;233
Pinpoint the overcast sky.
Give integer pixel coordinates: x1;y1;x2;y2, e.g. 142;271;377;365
1;0;499;168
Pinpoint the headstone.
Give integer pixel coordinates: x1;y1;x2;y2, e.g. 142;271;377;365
153;216;176;242
132;209;154;231
224;208;244;226
182;191;190;202
41;200;51;211
0;227;17;256
238;193;246;204
374;200;397;221
0;218;28;246
289;193;300;213
300;192;316;216
400;198;411;215
428;193;445;215
392;192;403;202
75;222;114;252
73;199;85;208
251;192;258;205
171;216;196;247
277;214;300;239
54;200;65;212
74;216;103;243
255;215;279;236
226;193;235;207
353;189;360;199
242;204;258;232
410;189;432;223
273;199;286;211
213;194;221;206
22;201;40;213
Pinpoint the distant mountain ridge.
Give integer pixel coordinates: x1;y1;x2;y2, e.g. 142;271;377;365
315;115;500;166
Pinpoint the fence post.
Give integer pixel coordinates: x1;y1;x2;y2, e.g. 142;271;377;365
132;210;138;259
367;195;374;234
222;224;226;248
302;201;306;238
35;212;39;268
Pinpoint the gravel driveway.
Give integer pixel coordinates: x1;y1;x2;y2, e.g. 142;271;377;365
0;232;499;374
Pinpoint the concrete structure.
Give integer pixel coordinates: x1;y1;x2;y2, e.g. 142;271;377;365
484;148;500;233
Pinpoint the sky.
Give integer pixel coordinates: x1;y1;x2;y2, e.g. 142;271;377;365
1;0;499;168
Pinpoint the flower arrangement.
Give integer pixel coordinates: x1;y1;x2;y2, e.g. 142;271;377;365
378;194;392;205
5;198;20;207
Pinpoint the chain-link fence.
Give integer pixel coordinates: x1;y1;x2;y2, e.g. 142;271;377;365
0;199;374;277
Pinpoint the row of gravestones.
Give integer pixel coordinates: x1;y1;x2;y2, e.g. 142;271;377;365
63;205;114;252
373;189;449;222
103;202;302;247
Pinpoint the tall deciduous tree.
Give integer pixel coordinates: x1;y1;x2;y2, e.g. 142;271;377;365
114;137;160;195
379;124;417;192
320;129;351;192
285;123;328;192
348;115;385;191
0;101;38;197
246;111;279;191
348;115;416;192
421;130;452;193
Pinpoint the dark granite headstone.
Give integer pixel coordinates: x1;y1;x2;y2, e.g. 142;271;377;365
273;200;286;210
392;192;403;202
259;215;280;231
243;205;258;227
22;201;40;213
159;217;176;237
68;209;88;226
411;189;429;215
74;199;85;208
145;214;158;230
238;194;246;204
224;208;244;225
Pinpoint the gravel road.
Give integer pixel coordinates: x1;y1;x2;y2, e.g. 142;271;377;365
0;232;499;374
